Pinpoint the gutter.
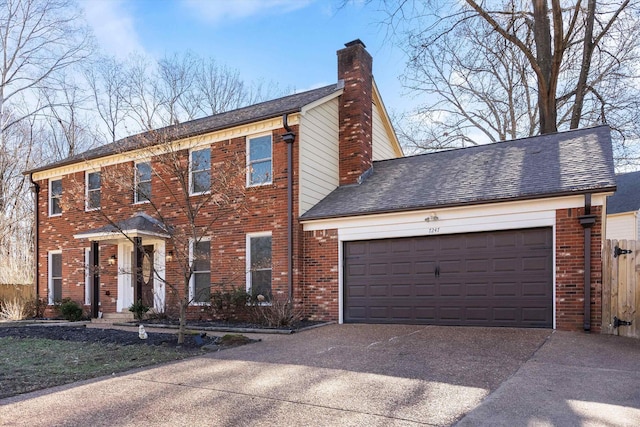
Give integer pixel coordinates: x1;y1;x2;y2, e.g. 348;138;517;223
282;114;296;304
28;174;40;301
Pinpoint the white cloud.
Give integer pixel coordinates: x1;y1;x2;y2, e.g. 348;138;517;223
79;0;146;58
182;0;314;23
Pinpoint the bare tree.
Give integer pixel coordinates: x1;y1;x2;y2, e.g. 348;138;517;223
377;0;640;163
0;0;91;284
65;131;249;344
84;56;127;143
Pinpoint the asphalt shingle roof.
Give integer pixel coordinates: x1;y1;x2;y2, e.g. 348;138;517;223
607;171;640;214
27;83;341;174
74;212;170;238
302;125;616;220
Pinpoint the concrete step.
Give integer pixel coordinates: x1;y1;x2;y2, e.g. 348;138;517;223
91;312;134;323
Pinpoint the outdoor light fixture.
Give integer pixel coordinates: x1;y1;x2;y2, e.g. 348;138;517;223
166;251;174;262
108;254;117;266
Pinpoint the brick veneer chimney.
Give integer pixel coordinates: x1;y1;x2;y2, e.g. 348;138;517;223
338;39;373;185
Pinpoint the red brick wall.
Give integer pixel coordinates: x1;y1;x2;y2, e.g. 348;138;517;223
35;125;301;319
302;229;339;321
555;206;603;332
338;40;373;185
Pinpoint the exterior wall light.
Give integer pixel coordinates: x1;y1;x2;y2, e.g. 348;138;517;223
108;254;117;266
166;251;174;262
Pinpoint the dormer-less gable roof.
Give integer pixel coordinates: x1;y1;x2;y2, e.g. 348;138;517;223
607;171;640;214
302;125;617;220
26;83;342;175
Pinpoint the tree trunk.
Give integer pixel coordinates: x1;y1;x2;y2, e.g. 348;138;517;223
570;0;596;129
178;296;187;345
532;0;558;134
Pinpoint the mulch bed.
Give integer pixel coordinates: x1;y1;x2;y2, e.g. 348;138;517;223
0;325;224;349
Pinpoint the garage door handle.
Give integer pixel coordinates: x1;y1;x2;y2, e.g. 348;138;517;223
435;266;440;277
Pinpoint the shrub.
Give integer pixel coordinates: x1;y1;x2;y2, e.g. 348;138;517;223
248;297;303;328
0;298;29;321
129;299;150;320
24;297;46;318
57;298;84;322
209;287;251;321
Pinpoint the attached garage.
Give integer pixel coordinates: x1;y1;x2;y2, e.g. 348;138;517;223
344;228;553;328
301;126;616;331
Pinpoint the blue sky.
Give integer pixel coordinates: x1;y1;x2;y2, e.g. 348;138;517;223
80;0;412;116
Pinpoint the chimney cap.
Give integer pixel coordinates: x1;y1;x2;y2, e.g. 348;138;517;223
344;39;366;49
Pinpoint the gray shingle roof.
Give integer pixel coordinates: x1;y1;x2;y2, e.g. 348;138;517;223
27;83;341;174
607;171;640;214
74;212;170;238
302;125;616;220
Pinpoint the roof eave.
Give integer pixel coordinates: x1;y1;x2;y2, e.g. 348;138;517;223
24;108;303;176
300;187;617;222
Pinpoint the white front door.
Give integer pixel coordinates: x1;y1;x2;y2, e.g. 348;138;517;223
116;242;134;312
116;240;166;313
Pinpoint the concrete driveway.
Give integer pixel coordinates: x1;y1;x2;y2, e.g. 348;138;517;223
1;324;639;426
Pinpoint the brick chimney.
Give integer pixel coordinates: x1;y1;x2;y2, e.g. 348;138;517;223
338;39;373;185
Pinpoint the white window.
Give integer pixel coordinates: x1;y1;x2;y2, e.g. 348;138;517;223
189;239;211;304
49;178;62;216
48;251;62;305
84;248;91;305
246;232;272;300
86;171;101;210
135;161;152;203
247;134;272;186
190;147;211;195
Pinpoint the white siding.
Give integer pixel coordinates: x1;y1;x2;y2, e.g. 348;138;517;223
299;98;340;215
606;212;638;240
372;102;398;161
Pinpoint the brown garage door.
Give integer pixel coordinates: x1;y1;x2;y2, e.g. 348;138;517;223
344;228;553;328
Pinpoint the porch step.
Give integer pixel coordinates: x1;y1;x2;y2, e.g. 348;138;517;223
91;312;134;324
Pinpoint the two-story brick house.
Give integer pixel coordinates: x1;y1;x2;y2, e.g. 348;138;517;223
26;40;616;331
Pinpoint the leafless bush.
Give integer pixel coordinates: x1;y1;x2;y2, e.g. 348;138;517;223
248;298;303;328
0;298;29;321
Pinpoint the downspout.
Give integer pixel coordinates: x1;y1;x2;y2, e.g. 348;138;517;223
28;174;40;301
578;193;597;331
282;114;296;304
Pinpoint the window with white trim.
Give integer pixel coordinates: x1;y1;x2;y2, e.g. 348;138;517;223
247;233;272;300
190;148;211;195
247;134;272;186
48;251;62;304
135;162;152;203
49;178;62;216
86;171;101;210
190;240;211;303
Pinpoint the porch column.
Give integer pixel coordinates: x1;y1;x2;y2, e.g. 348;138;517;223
133;237;143;303
90;241;100;318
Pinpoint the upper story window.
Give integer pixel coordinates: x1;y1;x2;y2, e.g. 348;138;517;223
49;178;62;216
190;147;211;195
135;162;152;203
247;134;272;186
86;171;101;211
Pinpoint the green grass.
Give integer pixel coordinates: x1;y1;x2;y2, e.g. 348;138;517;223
0;337;201;399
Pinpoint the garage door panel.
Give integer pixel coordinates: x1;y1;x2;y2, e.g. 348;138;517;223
522;281;551;297
344;228;552;328
392;262;412;275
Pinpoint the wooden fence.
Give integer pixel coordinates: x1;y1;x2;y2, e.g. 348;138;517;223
0;283;35;302
602;240;640;338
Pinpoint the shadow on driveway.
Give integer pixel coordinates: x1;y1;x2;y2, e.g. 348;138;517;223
1;324;638;426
